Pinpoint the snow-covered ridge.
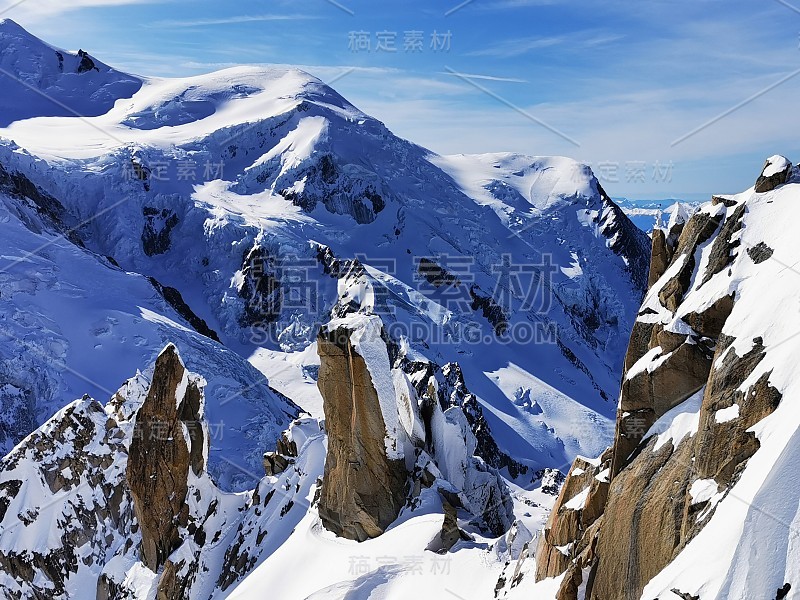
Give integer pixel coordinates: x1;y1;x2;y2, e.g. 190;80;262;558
526;155;800;600
0;19;142;127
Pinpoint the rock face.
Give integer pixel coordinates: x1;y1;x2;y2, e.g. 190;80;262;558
126;344;205;574
237;244;283;327
535;450;611;584
596;184;652;292
141;207;179;256
534;157;799;600
317;314;514;542
148;277;221;342
0;398;132;599
317;321;409;541
273;153;387;224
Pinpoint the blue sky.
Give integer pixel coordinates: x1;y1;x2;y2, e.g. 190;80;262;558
4;0;800;199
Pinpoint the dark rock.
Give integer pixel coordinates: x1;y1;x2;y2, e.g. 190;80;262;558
470;285;509;336
141;207;178;256
130;160;151;191
0;162;82;246
711;195;738;207
755;156;792;193
0;399;129;598
402;359;528;479
417;257;461;288
701;204;745;286
238;245;282;326
670;590;699;600
76;49;99;73
596;184;652;293
147;277;221;342
262;452;291;476
426;499;470;553
413;257;510;337
277;153;387;224
747;242;774;264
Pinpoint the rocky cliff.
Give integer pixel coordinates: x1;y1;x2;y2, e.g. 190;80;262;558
317;314;514;543
531;156;800;600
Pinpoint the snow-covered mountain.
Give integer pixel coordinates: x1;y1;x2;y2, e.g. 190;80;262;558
0;18;142;127
615;198;701;234
0;20;653;599
527;155;800;599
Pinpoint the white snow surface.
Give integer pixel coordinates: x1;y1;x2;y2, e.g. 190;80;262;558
645;387;704;452
761;154;791;178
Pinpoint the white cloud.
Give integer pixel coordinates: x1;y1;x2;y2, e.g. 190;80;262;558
149;14;319;28
0;0;160;22
467;35;567;58
467;30;623;58
440;71;527;83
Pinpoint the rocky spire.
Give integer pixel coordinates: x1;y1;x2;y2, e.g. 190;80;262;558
316;314;513;543
316;318;410;541
126;344;207;574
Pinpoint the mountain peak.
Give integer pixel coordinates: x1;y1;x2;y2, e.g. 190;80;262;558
0;18;52;47
0;17;25;31
0;20;142;127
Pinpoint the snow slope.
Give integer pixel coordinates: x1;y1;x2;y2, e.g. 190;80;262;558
0;19;142;127
0;158;297;490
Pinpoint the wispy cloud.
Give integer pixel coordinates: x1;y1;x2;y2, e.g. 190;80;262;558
485;0;562;6
467;31;622;58
468;35;566;58
440;71;527;83
150;14;319;28
1;0;160;21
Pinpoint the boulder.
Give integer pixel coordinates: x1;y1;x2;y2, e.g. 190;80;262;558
754;155;792;193
262;452;291;476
